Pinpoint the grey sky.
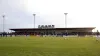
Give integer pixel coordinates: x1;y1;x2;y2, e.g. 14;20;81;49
0;0;100;32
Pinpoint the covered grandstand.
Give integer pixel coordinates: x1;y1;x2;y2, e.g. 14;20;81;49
10;27;95;36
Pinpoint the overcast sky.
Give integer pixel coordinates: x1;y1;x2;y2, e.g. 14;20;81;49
0;0;100;32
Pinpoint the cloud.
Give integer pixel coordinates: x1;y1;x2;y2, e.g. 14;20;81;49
0;0;50;32
0;0;100;32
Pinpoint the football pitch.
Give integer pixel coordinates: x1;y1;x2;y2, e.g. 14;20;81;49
0;36;100;56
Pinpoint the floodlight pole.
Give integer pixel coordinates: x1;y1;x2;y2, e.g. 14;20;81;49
64;13;68;28
33;14;36;28
2;15;5;33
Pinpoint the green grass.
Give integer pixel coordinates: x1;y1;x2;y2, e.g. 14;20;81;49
0;36;100;56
